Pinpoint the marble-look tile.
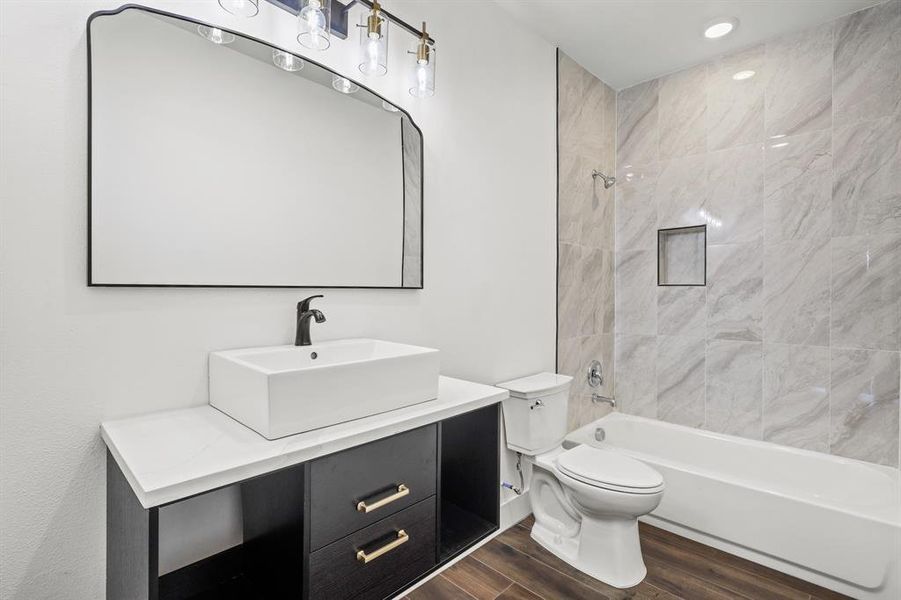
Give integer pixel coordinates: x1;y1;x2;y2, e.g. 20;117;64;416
659;64;707;160
831;233;901;351
615;163;659;251
707;242;763;341
582;247;614;335
656;334;705;427
764;22;833;138
581;167;616;249
558;148;591;244
704;143;764;244
617;79;659;166
557;243;583;339
655;154;708;229
830;348;900;466
832;116;901;237
614;250;656;335
763;238;830;346
705;340;763;439
557;335;581;389
764;130;832;243
658;287;706;338
763;343;830;452
557;52;589;151
614;334;657;418
833;0;901;129
707;45;765;151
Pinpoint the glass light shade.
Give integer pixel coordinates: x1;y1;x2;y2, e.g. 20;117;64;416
218;0;258;17
409;46;436;98
358;13;388;76
297;0;330;51
196;25;235;45
332;75;359;94
272;49;305;71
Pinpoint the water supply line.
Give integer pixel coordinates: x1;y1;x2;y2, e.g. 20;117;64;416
501;452;525;495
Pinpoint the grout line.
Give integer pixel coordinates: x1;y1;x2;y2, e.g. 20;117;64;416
492;581;515;600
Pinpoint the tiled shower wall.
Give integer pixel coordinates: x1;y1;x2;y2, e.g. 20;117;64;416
556;51;617;430
613;0;901;466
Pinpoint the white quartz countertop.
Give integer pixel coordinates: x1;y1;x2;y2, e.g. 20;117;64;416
101;376;508;508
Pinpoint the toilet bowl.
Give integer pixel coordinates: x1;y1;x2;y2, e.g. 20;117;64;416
497;373;665;589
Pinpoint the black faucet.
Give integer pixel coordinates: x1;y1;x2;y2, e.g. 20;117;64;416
295;295;326;346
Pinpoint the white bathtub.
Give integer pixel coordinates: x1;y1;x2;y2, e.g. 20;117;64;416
567;413;901;600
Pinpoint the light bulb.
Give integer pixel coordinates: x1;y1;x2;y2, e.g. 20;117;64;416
298;0;330;50
358;9;388;76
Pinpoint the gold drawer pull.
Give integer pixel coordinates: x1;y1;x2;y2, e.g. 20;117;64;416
356;530;408;564
356;484;409;513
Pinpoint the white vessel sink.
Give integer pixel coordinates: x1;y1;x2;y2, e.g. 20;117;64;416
209;339;440;439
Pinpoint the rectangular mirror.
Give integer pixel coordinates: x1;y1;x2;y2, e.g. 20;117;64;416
88;6;422;288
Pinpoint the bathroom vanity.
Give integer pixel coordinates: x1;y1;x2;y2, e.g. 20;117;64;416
102;377;507;600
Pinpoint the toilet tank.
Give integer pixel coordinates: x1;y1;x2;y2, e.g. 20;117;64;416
496;373;572;455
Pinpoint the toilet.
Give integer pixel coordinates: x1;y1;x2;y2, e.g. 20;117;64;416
497;373;664;589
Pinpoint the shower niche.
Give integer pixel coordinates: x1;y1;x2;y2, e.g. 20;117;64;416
658;225;706;286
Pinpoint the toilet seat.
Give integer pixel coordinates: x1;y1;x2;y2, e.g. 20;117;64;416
555;445;664;495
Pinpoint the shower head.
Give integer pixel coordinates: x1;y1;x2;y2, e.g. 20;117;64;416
592;169;616;189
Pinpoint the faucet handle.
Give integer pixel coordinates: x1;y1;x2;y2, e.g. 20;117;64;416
298;295;324;313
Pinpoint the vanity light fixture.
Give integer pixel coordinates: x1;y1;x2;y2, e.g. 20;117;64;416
332;74;359;94
732;69;756;80
358;0;389;76
298;0;331;50
409;22;436;97
704;18;738;39
197;25;236;44
218;0;259;17
272;49;305;71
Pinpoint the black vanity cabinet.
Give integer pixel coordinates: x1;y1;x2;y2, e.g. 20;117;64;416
108;402;500;600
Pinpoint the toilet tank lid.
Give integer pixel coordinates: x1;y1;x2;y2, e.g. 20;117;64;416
496;373;573;399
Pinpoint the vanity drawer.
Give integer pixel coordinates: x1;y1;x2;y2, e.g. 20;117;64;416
308;497;437;600
309;424;437;550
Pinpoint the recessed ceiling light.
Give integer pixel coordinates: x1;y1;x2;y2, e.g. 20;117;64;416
732;70;756;81
704;18;738;39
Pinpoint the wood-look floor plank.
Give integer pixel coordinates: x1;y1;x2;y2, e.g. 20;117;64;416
442;556;514;600
407;574;478;600
473;539;611;600
498;522;677;600
643;554;744;600
640;529;809;600
495;583;544;600
638;523;851;600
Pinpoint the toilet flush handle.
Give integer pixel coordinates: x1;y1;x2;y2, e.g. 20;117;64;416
530;399;543;410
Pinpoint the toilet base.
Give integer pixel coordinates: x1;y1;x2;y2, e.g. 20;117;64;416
530;515;648;589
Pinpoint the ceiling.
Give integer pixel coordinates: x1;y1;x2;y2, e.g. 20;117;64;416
494;0;884;90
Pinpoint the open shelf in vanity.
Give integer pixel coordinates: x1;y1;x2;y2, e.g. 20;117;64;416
103;377;506;600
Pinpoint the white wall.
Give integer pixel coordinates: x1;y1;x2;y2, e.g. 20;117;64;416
0;1;556;597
